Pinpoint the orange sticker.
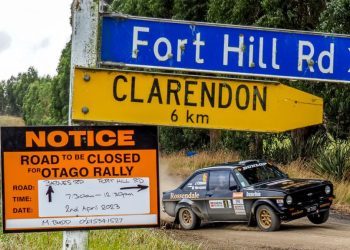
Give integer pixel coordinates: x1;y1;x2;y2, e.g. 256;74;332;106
233;192;244;198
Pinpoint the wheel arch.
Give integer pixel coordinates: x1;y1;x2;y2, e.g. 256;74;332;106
174;199;203;223
248;199;283;226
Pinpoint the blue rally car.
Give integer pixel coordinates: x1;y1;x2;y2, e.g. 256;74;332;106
162;160;334;231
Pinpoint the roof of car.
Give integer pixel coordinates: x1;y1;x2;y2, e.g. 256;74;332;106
197;159;267;172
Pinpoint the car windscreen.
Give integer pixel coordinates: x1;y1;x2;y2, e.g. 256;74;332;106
234;163;287;187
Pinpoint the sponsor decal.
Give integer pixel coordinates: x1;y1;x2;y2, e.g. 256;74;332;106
232;199;244;205
209;200;232;209
281;181;309;189
223;200;232;208
267;180;290;186
246;191;262;197
233;205;245;210
276;199;284;204
320;202;331;208
195;181;206;186
170;192;200;199
233;192;244;198
203;173;208;182
308;180;322;183
233;204;246;215
242;162;267;170
291;210;303;216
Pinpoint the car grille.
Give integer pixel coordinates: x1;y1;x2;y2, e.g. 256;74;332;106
291;186;325;205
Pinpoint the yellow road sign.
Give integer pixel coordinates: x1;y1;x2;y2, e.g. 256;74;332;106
72;67;323;132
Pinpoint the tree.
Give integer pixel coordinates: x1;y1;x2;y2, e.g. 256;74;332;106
50;41;71;125
319;0;350;33
207;0;262;25
22;79;53;125
173;0;209;21
0;81;6;115
256;0;326;30
5;67;39;116
109;0;174;18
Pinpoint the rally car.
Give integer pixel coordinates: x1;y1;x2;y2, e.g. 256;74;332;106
162;160;334;231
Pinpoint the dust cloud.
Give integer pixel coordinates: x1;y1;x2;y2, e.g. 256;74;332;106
159;158;184;222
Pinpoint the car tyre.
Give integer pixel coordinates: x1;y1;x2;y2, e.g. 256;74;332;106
178;207;200;230
307;209;329;224
256;205;281;232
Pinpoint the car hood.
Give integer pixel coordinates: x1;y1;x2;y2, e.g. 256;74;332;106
254;178;328;193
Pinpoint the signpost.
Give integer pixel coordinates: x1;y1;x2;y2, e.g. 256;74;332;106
1;126;159;232
72;67;323;132
101;14;350;83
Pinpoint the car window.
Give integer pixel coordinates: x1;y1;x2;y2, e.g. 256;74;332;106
182;172;208;191
209;171;230;191
235;164;286;186
229;173;237;187
235;171;250;187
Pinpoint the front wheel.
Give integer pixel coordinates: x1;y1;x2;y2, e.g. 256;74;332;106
256;205;281;232
307;210;329;224
178;207;200;230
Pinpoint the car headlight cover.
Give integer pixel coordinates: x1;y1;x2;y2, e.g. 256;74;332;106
286;195;293;205
325;185;331;194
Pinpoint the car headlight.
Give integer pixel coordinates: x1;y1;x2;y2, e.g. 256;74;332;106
286;195;293;205
325;185;331;194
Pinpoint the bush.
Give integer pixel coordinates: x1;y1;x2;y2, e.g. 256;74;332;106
313;140;350;181
262;134;294;164
219;131;251;157
159;127;210;153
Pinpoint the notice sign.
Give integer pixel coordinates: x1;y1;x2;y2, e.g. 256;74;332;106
72;67;323;132
0;126;159;233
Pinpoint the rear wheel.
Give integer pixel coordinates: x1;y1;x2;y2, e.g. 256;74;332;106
307;210;329;224
256;205;281;232
178;207;200;230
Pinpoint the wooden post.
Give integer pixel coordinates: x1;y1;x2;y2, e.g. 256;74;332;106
65;0;99;249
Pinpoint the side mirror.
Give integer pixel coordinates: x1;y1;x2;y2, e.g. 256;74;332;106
229;185;238;191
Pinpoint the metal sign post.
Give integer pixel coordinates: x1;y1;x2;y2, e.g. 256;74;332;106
67;0;99;249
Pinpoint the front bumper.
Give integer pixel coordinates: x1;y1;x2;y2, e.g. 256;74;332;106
278;196;334;221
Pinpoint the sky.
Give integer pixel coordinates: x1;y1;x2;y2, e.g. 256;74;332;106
0;0;72;81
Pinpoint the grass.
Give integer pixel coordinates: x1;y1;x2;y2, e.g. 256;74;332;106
162;151;350;206
160;150;240;178
0;229;198;250
0;231;62;250
0;116;25;126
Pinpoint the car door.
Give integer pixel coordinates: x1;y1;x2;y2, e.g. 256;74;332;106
180;171;209;217
206;170;247;221
206;170;234;221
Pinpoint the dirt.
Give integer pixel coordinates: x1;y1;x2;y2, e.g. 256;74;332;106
164;216;350;250
159;159;350;250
